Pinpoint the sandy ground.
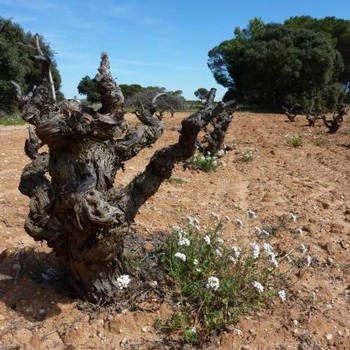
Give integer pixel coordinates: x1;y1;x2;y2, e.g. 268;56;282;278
0;111;350;349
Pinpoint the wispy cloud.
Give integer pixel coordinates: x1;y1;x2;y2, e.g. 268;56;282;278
97;3;133;20
6;0;60;11
96;3;164;29
139;17;163;27
108;5;132;18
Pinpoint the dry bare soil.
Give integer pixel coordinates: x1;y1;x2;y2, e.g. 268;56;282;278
0;112;350;349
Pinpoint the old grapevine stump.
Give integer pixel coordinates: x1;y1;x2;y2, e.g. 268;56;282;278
16;49;234;302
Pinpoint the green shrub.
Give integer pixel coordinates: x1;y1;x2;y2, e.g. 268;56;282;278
286;134;303;147
238;149;256;162
0;111;25;125
167;177;186;184
161;218;286;345
185;150;221;172
313;135;329;146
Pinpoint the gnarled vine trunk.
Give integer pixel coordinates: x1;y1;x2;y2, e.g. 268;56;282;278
16;40;234;302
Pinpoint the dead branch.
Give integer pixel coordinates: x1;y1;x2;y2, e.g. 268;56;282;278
34;34;56;103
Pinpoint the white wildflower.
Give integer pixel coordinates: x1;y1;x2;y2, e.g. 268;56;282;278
253;281;264;293
206;276;220;291
225;215;232;222
294;228;303;235
305;255;312;267
116;275;131;290
250;242;260;259
212;160;218;167
215;248;223;257
289;213;297;222
299;244;307;254
210;212;221;221
232;246;241;258
262;243;278;266
255;227;262;235
173;225;184;234
190;326;197;334
263;243;274;256
187;216;200;227
246;209;257;219
216;237;224;244
193;259;199;266
278;289;287;302
217;149;226;157
229;256;237;263
204;235;211;245
174;252;186;262
261;229;270;237
270;255;279;267
286;255;293;264
200;155;206;162
235;218;244;228
178;236;191;247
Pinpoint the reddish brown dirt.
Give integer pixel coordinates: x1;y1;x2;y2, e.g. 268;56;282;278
0;112;350;349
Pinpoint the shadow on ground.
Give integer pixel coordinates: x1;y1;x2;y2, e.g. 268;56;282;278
0;248;74;322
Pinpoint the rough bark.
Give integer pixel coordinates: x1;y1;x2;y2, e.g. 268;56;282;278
322;105;348;133
16;39;234;302
282;106;297;122
305;111;324;127
197;91;235;155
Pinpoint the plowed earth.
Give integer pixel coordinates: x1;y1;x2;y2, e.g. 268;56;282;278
0;112;349;349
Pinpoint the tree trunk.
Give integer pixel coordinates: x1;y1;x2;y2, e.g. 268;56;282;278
16;40;234;302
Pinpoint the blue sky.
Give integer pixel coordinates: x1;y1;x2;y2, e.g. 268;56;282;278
1;0;350;100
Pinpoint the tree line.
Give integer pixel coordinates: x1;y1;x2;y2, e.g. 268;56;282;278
77;77;187;115
0;17;198;118
1;15;350;117
208;16;350;112
0;17;63;115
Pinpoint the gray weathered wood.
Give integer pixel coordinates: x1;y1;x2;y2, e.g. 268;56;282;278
16;41;234;302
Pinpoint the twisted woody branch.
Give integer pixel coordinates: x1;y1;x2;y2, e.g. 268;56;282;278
16;37;234;302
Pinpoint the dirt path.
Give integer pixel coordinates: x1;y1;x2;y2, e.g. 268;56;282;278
0;112;349;349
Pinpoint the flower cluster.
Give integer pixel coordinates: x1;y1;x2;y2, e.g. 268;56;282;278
263;242;279;267
217;149;226;158
175;252;187;262
210;212;221;221
116;275;131;290
187;216;200;230
278;289;287;302
178;235;190;247
253;281;264;293
206;276;220;291
229;245;241;263
255;227;270;237
246;209;257;219
289;213;298;222
305;255;312;267
250;242;260;259
294;228;303;235
204;235;211;245
186;150;221;172
235;218;244;228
